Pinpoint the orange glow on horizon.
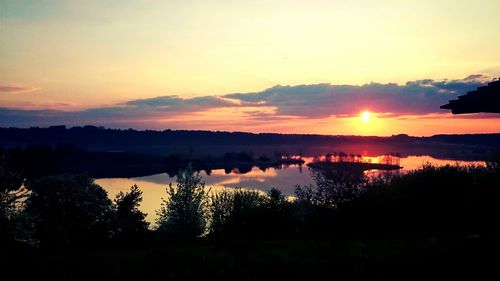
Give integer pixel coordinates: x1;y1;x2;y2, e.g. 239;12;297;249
94;108;500;137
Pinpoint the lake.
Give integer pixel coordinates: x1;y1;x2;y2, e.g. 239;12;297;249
96;155;485;224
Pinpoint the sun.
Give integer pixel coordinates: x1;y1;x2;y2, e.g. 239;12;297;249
360;111;371;122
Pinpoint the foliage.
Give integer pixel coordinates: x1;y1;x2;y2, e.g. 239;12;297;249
113;185;149;239
210;189;235;236
266;188;287;212
2;157;499;257
262;188;294;235
2;160;500;280
209;188;265;237
295;168;369;209
156;166;208;238
332;163;500;237
209;188;294;238
25;174;113;248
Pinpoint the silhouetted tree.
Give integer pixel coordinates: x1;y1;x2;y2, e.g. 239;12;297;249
231;189;265;232
293;184;318;227
486;155;500;177
25;174;113;248
294;184;315;204
333;163;500;237
113;185;149;240
156;166;208;238
209;188;266;238
325;153;333;162
314;169;368;208
295;168;369;209
266;188;287;210
263;188;294;235
209;189;234;237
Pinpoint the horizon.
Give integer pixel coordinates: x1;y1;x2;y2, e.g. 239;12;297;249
3;124;500;138
1;0;500;135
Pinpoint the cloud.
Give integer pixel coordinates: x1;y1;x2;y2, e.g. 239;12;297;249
225;76;490;118
0;84;39;93
462;74;491;82
0;74;497;129
124;95;241;110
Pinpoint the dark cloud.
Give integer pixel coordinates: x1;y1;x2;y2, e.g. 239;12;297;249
462;74;490;82
125;95;237;109
225;76;489;118
0;108;64;127
0;75;497;128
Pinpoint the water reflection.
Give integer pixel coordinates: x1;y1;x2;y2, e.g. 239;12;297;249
96;155;484;224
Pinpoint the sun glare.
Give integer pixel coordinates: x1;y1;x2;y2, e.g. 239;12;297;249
361;111;371;122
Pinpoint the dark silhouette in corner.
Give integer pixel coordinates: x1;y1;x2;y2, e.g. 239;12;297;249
441;78;500;114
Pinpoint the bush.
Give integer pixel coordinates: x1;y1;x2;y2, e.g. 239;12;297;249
333;164;500;237
209;188;295;238
295;168;369;209
25;174;113;248
156;166;208;238
209;189;265;237
210;189;235;236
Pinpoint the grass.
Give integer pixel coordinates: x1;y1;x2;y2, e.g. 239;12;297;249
4;234;498;280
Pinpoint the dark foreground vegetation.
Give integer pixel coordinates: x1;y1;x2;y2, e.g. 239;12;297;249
1;148;499;280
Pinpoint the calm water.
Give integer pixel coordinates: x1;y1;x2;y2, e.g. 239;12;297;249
96;155;484;224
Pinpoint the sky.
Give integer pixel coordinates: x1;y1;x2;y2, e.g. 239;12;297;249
1;0;500;136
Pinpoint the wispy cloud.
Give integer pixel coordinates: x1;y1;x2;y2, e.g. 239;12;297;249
0;83;39;93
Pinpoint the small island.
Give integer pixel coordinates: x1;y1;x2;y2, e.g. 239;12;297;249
308;161;402;171
307;153;403;171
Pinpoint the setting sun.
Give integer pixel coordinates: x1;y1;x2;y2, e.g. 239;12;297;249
361;111;371;122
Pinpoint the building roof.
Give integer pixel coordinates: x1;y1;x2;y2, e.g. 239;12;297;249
440;79;500;114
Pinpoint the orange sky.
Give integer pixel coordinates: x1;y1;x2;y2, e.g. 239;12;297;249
99;108;500;136
1;1;500;135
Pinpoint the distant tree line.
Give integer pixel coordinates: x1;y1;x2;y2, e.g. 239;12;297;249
1;145;306;181
3;126;500;150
